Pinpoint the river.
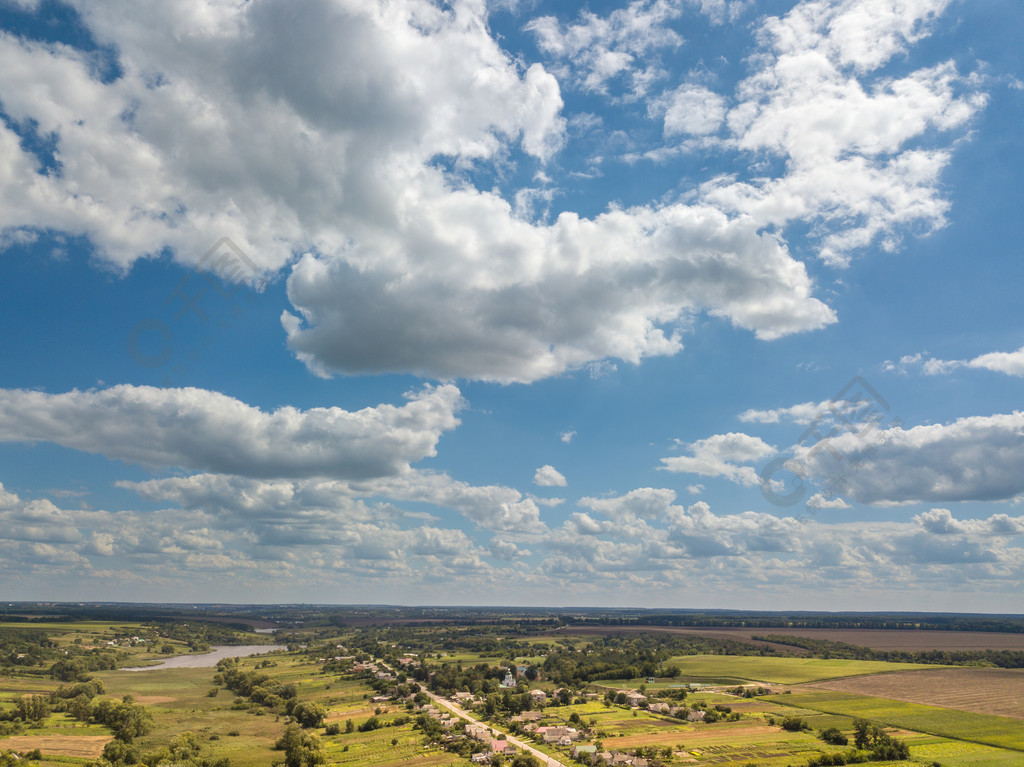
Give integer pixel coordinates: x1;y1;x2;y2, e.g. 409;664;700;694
122;644;286;671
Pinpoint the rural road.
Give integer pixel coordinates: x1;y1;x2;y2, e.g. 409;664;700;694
425;690;570;767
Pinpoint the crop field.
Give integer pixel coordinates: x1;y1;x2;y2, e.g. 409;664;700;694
2;734;111;758
663;654;942;684
558;625;1024;651
765;690;1024;751
805;667;1024;720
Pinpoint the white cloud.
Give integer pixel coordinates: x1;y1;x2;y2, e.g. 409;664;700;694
2;478;1023;603
0;0;986;386
806;493;851;510
123;469;548;535
796;411;1024;504
915;507;1024;536
660;84;727;136
0;0;566;273
659;432;775;486
282;203;836;382
560;430;576;443
700;0;985;266
526;0;683;96
0;383;463;480
739;398;866;425
906;345;1024;378
534;464;568;487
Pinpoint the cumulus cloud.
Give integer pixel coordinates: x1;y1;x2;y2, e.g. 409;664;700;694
894;345;1024;378
659;84;727;136
534;464;568;487
806;493;851;510
122;469;548;534
3;478;1023;602
282;204;836;382
0;0;982;384
700;0;985;266
526;0;683;96
659;432;775;486
0;383;463;480
796;411;1024;504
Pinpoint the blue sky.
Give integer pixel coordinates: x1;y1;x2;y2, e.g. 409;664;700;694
1;0;1023;611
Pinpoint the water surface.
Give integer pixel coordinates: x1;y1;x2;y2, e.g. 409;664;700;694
123;644;286;671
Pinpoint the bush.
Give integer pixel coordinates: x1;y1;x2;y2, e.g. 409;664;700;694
820;727;848;746
358;716;382;732
780;716;809;732
325;722;341;735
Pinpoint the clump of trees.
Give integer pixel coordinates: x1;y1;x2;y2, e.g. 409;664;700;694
819;727;848;746
276;724;325;767
91;696;153;743
804;721;911;766
780;716;811;732
214;657;322;725
99;730;232;767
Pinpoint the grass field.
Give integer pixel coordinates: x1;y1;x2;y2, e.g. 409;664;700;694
766;690;1024;751
663;654;945;684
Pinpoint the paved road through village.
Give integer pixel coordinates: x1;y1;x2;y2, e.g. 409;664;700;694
424;690;570;767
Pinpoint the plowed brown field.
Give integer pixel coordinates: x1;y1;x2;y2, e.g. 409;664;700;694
2;735;111;758
556;626;1024;651
805;667;1024;720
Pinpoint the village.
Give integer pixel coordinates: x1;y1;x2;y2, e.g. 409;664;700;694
352;656;759;767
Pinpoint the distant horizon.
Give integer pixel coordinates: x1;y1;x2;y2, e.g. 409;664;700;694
4;601;1023;620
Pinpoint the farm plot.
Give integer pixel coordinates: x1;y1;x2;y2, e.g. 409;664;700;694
552;626;1024;651
1;734;111;758
805;667;1024;720
664;654;941;684
766;690;1024;751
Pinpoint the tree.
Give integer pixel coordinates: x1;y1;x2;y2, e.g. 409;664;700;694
276;724;326;767
14;695;50;723
853;719;871;749
291;701;327;729
102;740;141;766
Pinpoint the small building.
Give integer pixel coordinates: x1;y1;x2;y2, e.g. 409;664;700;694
625;692;647;707
501;671;516;688
490;740;516;756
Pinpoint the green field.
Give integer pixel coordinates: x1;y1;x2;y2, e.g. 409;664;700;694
767;690;1024;751
664;654;946;684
